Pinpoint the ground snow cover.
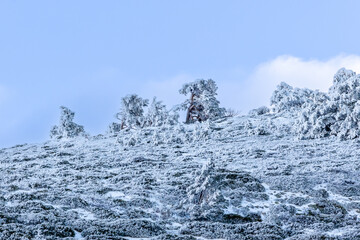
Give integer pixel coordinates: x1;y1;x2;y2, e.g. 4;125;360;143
1;111;360;240
2;68;360;239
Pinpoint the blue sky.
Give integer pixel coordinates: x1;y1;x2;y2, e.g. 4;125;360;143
1;0;360;148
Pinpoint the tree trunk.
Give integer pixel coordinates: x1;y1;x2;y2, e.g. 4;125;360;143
186;93;195;123
186;108;191;124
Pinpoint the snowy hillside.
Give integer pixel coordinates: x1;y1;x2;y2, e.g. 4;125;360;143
1;112;360;240
1;69;360;239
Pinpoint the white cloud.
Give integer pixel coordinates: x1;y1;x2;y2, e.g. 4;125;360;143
137;54;360;116
221;54;360;113
252;54;360;90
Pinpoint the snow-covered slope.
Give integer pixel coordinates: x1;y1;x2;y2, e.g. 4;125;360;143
1;111;360;240
3;68;360;239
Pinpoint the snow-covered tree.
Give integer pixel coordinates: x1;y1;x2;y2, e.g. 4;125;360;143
297;68;360;139
116;94;149;129
187;159;216;205
179;79;225;123
112;95;178;131
145;97;169;127
50;106;87;139
270;82;323;113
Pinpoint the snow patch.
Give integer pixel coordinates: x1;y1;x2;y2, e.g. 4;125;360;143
72;208;96;220
105;191;133;201
74;230;84;239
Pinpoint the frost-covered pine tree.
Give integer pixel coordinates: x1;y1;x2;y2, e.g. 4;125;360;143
50;106;87;139
179;79;225;123
187;159;216;205
182;159;229;221
200;87;226;121
297;68;360;139
145;97;169;127
116;94;149;129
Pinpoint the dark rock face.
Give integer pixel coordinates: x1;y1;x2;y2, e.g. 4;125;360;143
81;220;165;238
181;160;266;224
180;222;287;239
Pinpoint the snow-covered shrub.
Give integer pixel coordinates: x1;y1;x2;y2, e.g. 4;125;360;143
152;130;163;146
192;123;203;142
166;110;180;126
175;123;186;134
244;120;253;131
249;106;270;116
224;108;239;117
249;124;271;136
118;131;138;146
184;131;193;143
116;128;144;147
244;117;292;138
50;106;87;139
150;124;187;145
297;68;360;139
116;94;149;129
271;82;322;113
274;122;293;138
174;124;191;144
169;133;184;145
192;121;214;142
245;119;272;136
107;122;122;135
160;127;172;144
179;79;225;123
126;136;137;146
